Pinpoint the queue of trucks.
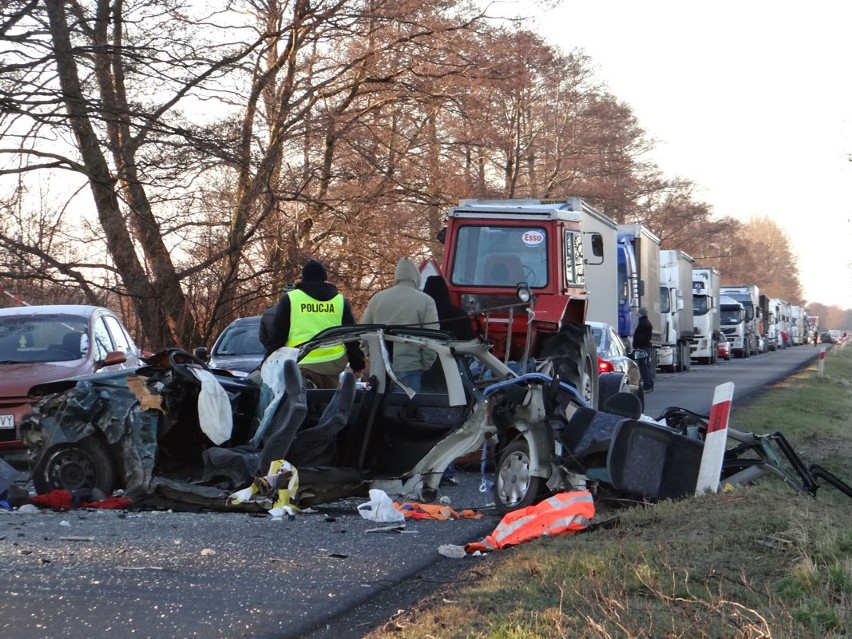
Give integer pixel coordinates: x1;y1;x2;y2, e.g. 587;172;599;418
433;197;809;410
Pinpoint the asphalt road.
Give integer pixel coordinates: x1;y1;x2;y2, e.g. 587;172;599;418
0;345;824;639
643;344;822;418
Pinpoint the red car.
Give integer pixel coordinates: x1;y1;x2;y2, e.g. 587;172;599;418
717;339;731;361
0;305;143;452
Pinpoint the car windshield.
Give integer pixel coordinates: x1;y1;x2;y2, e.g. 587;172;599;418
693;295;709;315
214;321;265;356
0;314;88;363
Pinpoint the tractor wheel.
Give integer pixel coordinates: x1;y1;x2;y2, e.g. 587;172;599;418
493;438;544;513
33;437;116;496
540;322;599;408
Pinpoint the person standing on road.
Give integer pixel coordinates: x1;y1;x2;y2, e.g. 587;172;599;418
633;307;654;393
361;258;439;392
265;260;365;388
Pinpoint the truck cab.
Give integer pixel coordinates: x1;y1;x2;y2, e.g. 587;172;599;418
437;198;604;404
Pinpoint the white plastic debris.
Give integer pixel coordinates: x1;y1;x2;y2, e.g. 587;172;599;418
438;544;467;559
357;489;405;523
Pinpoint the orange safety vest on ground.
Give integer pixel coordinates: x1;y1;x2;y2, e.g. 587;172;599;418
465;491;594;553
285;289;345;364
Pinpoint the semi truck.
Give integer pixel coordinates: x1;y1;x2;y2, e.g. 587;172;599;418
691;267;720;364
617;224;661;372
719;285;760;358
790;306;803;345
758;294;772;351
436;198;607;407
720;295;746;352
766;297;787;350
658;249;694;372
774;298;792;349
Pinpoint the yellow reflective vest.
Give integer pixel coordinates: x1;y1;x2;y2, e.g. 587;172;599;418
285;289;345;364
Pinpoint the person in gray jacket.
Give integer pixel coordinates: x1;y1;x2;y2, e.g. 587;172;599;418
361;258;439;391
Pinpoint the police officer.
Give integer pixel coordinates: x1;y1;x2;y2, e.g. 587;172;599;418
265;260;364;388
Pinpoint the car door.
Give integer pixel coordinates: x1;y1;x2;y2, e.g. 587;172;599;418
104;314;138;363
359;336;476;476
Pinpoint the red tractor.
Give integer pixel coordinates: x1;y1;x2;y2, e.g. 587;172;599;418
436;198;605;407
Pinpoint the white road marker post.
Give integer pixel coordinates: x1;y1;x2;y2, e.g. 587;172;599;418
818;346;826;378
695;381;735;495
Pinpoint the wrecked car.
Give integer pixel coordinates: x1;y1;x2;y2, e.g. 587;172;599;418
21;325;537;510
22;321;850;513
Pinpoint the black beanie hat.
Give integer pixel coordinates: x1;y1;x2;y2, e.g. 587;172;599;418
302;260;327;282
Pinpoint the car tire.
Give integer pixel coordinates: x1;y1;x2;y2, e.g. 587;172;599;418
33;437;116;496
493;438;544;513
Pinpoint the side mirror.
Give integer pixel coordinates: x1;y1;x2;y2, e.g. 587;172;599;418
436;227;446;244
630;349;648;361
193;346;210;362
96;351;127;369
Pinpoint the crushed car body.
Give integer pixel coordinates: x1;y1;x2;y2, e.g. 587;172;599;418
20;326;524;510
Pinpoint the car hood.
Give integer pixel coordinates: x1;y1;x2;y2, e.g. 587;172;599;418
209;355;263;374
0;360;95;397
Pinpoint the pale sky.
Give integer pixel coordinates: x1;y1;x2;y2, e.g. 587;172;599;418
528;0;852;309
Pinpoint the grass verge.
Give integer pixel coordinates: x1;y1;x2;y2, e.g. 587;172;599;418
366;346;852;638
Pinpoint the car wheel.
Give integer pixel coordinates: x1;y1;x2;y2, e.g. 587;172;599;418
493;438;544;513
33;437;116;495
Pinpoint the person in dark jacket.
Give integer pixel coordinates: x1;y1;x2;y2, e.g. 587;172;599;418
422;275;475;340
633;306;654;392
264;260;365;388
422;275;476;486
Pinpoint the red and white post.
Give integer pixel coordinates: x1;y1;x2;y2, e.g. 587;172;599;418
695;382;735;495
818;346;826;378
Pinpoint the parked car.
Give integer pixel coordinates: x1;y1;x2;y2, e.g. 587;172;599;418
717;339;731;360
819;332;834;345
195;315;264;374
0;304;142;451
587;321;644;412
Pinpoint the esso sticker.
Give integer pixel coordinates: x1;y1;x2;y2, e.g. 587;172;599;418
522;230;545;247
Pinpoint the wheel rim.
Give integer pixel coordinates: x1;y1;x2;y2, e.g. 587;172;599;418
497;450;531;506
46;448;97;490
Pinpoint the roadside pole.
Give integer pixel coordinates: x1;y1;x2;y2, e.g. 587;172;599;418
818;346;826;378
696;382;734;495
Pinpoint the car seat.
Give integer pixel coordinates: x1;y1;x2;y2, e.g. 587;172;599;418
201;358;308;486
259;358;309;472
287;371;357;467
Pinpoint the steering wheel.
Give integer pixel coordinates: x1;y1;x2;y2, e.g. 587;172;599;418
167;348;212;380
523;265;538;287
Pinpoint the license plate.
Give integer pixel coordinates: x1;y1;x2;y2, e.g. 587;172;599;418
0;414;13;430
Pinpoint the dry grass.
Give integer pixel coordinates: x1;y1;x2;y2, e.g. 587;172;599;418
365;346;852;639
